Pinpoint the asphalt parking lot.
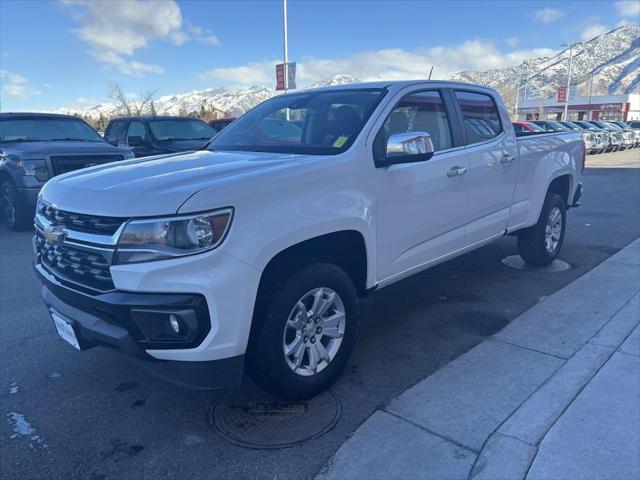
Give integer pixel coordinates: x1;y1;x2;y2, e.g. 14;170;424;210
1;148;639;480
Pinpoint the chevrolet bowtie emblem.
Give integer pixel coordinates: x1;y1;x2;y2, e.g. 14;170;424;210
44;226;66;244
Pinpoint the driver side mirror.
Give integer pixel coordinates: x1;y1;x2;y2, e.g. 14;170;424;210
375;131;435;168
127;136;147;147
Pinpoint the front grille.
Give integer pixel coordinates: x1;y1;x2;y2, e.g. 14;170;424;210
51;155;123;176
35;232;114;291
38;204;125;236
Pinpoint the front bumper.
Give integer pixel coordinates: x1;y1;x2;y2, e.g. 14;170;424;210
35;262;244;390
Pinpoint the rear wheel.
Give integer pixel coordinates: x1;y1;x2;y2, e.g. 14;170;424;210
517;192;566;266
247;262;360;400
1;180;32;231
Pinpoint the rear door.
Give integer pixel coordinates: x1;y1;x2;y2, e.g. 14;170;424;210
374;88;470;282
452;89;518;246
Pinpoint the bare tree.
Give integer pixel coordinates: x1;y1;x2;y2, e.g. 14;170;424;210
107;82;132;116
107;82;158;116
134;89;158;116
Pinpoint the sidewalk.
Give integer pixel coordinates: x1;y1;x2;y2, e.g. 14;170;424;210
317;239;640;480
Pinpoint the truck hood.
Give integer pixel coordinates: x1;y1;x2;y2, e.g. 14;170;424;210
40;150;303;217
0;140;130;157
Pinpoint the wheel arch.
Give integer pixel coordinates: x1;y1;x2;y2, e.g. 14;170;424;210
255;230;370;306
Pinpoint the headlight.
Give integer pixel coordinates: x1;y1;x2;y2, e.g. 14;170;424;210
114;208;233;264
17;159;49;182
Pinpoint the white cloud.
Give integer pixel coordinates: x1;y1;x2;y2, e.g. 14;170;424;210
199;35;221;47
184;22;222;47
581;24;609;41
534;8;565;23
0;70;42;100
614;1;640;18
169;31;189;46
506;36;519;47
60;0;184;76
198;42;558;87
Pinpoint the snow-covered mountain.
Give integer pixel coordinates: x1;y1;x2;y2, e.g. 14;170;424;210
451;25;640;99
55;25;638;122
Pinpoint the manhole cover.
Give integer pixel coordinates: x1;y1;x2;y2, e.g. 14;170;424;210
501;255;571;272
209;382;341;449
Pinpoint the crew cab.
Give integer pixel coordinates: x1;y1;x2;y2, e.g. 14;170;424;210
0;113;133;230
33;81;584;399
104;116;215;158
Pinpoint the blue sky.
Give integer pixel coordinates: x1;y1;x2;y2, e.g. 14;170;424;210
1;0;638;111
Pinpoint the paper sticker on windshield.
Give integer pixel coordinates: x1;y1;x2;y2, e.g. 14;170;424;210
333;136;349;148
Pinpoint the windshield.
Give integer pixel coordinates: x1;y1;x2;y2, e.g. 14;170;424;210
209;88;386;155
574;121;597;130
560;122;580;131
148;119;215;141
525;122;545;132
0;117;103;142
545;121;569;131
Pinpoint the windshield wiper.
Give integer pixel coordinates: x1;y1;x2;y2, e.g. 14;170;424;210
49;137;102;142
0;138;44;143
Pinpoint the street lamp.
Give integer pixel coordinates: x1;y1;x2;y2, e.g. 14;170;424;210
560;42;581;121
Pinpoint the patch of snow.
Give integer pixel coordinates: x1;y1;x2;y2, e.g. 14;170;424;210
6;413;48;449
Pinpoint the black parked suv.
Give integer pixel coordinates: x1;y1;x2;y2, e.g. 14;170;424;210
0;113;132;230
104;116;215;157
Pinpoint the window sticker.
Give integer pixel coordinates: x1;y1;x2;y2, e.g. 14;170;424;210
333;136;349;148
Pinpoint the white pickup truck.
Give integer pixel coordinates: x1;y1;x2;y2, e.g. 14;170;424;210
34;81;584;399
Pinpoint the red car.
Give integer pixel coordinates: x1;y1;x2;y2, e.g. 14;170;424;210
512;121;546;134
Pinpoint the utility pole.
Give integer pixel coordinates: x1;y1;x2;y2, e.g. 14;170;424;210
561;43;576;121
283;0;289;93
514;60;525;120
587;74;594;120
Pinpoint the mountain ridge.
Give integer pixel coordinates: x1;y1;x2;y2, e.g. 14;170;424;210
54;25;639;122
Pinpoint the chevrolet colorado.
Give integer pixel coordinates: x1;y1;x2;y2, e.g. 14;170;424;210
33;81;584;399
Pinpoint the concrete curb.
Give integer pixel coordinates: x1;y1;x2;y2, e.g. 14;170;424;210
317;238;640;480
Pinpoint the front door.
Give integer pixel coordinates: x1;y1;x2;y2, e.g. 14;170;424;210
375;89;470;282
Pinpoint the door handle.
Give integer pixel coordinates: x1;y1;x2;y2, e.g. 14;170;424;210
447;166;468;177
501;153;515;164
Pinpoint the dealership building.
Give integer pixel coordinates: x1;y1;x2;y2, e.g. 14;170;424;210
516;93;640;122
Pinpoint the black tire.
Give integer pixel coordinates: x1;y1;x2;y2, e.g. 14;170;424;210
1;180;32;231
246;262;360;400
517;192;566;266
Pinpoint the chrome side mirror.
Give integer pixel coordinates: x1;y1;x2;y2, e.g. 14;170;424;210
379;131;435;167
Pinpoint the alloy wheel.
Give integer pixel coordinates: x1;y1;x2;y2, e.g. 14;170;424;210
544;206;562;253
282;287;346;376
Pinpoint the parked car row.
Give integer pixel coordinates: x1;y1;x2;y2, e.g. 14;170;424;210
512;119;640;154
0;112;236;230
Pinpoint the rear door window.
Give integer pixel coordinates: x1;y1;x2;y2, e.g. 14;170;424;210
454;91;503;144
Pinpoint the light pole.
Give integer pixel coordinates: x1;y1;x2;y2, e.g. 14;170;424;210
514;59;527;120
283;0;289;93
561;43;578;121
587;74;594;120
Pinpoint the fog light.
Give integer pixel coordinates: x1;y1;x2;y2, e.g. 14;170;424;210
169;315;180;334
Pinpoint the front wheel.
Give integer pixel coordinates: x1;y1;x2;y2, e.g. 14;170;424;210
517;192;566;266
1;180;32;231
247;262;360;400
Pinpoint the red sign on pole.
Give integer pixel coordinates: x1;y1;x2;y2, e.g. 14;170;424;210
276;63;286;91
557;86;567;103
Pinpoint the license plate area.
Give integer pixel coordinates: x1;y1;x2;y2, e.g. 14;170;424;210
50;309;82;350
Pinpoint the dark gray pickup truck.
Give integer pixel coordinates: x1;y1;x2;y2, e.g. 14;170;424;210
0;113;133;230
